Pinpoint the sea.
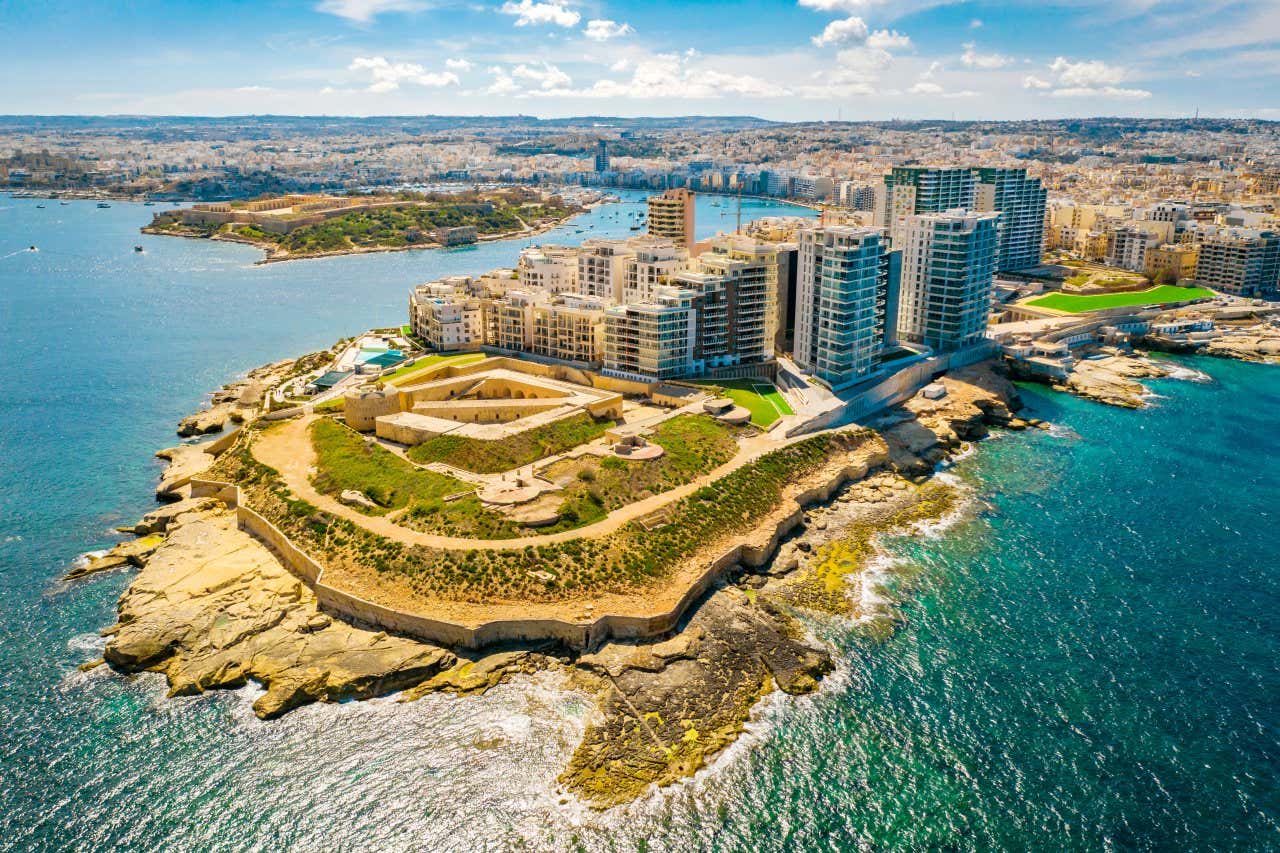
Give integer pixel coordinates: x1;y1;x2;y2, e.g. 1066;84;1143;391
1;193;1277;852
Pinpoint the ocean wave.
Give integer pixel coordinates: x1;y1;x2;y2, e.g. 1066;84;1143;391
1162;364;1213;383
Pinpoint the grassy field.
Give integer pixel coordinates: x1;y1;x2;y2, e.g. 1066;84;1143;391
691;379;795;427
384;352;488;386
541;415;739;530
1025;285;1214;313
308;419;519;538
406;412;615;474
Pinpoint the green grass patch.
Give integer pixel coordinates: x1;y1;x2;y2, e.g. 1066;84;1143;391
538;415;739;532
689;379;794;427
407;412;614;474
313;397;345;414
1025;285;1214;313
308;419;519;539
384;352;488;385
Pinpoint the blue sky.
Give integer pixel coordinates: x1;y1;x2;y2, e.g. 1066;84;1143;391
1;0;1277;120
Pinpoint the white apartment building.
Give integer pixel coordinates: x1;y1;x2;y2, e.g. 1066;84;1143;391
577;239;634;302
624;240;689;304
603;287;699;381
897;211;999;353
1107;226;1160;272
1195;229;1280;298
409;280;485;351
517;245;580;294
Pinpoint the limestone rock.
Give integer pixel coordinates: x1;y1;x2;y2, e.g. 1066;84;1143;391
155;444;217;499
561;588;831;807
339;489;379;510
101;511;455;719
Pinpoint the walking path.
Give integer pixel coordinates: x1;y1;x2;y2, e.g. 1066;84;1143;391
252;414;796;551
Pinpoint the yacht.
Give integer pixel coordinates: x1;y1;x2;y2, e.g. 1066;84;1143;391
97;202;111;208
134;245;144;253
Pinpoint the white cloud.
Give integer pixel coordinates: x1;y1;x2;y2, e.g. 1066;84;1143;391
583;19;633;41
486;66;520;95
236;85;273;92
797;0;878;11
1023;75;1051;89
1185;69;1201;77
969;18;983;29
1051;85;1151;98
867;29;910;50
348;56;460;92
812;16;869;47
315;0;428;22
961;42;1013;69
835;46;892;73
519;52;788;100
1048;56;1125;87
445;58;473;71
500;0;580;27
921;60;942;79
1039;56;1151;98
513;61;571;89
909;81;943;95
609;58;631;72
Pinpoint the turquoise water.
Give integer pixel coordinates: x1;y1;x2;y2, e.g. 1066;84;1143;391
2;194;1278;851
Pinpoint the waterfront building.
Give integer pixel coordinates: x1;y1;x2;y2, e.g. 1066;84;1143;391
1107;226;1160;272
877;167;976;248
624;239;689;303
409;280;485;351
674;253;771;368
577;238;634;302
647;188;696;249
1145;243;1200;282
594;139;610;174
517;245;579;294
1195;229;1280;298
897;211;999;353
704;234;798;353
974;167;1048;271
794;225;897;389
531;293;607;366
603;287;699;380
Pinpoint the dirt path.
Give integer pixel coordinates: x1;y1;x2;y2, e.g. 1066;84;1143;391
252;414;791;551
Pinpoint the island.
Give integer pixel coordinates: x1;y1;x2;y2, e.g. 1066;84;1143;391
142;188;592;263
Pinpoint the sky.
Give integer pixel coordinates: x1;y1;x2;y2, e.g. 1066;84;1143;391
1;0;1278;121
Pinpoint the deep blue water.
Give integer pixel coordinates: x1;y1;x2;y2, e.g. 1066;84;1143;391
2;194;1277;851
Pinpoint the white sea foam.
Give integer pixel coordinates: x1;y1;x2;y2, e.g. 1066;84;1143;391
1163;364;1213;383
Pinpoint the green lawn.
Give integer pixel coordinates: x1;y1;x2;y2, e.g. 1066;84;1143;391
1025;285;1214;313
309;419;519;538
542;415;739;531
406;412;615;474
691;379;795;427
383;352;488;386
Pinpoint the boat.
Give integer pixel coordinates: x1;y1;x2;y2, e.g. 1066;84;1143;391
36;204;46;209
629;224;642;231
97;202;111;208
28;245;37;252
144;201;155;206
60;201;69;206
133;245;144;253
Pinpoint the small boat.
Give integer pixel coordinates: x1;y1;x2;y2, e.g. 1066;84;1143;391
144;201;155;206
133;245;144;253
28;245;37;252
60;201;70;206
97;202;111;208
629;224;642;231
36;204;45;209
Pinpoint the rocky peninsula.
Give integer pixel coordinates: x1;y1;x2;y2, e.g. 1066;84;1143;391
75;351;1034;808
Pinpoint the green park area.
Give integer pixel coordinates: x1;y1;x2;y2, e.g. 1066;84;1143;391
691;379;795;427
1025;285;1214;314
308;418;520;539
406;412;615;474
537;415;739;530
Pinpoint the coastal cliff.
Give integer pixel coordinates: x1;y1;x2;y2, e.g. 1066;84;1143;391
82;358;1026;807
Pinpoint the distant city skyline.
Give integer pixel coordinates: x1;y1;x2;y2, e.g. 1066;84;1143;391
2;0;1277;120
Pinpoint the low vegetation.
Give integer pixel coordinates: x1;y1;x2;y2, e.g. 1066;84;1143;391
308;418;520;539
540;415;740;530
407;412;615;473
208;425;872;602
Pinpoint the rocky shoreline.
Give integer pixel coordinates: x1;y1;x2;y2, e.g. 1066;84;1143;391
72;354;1039;808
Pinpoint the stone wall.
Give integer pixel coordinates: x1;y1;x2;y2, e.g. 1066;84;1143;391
184;435;887;653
